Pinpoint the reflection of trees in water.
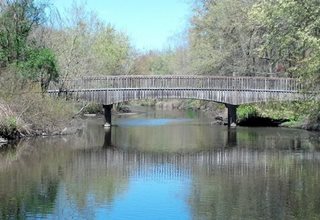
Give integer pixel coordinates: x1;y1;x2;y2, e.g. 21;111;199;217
58;145;320;220
0;119;319;219
0;136;129;219
236;127;320;150
63;149;130;210
0;139;66;219
107;120;320;152
68;137;320;220
188;150;320;220
111;124;228;152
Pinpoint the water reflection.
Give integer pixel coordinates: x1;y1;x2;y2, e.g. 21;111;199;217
0;109;319;219
103;128;112;148
226;129;237;147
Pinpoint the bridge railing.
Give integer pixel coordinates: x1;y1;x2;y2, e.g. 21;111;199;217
49;75;301;92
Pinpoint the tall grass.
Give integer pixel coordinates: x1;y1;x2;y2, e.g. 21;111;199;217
0;73;77;138
0;103;25;138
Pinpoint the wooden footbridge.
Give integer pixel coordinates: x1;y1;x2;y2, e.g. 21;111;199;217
48;75;303;126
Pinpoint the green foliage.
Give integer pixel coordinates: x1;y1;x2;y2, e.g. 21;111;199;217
249;0;320;121
92;25;132;75
0;0;47;66
83;103;102;114
293;100;320;123
0;114;24;139
237;101;320;129
5;116;17;130
0;116;17;134
189;0;263;75
238;102;306;123
0;78;76;137
255;102;301;121
185;0;320;124
188;0;320;80
250;0;320;83
0;0;59;91
20;92;76;132
237;105;259;121
47;2;133;81
131;50;174;75
17;48;59;91
149;55;171;75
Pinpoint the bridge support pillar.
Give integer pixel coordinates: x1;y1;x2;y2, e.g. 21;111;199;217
226;104;238;128
103;104;113;127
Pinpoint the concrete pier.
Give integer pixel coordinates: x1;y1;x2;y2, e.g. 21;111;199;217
226;104;238;127
103;104;113;127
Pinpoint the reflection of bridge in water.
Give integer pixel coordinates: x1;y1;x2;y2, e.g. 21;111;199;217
75;141;320;179
73;128;320;179
48;76;306;126
102;128;239;149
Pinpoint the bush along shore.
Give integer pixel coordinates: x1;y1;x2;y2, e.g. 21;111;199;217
236;103;320;131
0;87;88;145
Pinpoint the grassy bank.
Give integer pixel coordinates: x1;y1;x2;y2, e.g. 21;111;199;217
237;102;320;131
0;84;77;140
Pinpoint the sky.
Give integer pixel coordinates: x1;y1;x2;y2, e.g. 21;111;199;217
53;0;191;51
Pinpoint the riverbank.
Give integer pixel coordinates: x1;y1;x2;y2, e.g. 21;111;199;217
1;99;319;146
0;91;83;144
0;115;86;147
236;103;320;131
0;101;136;145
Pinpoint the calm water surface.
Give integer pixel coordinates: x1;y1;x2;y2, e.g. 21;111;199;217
1;107;320;220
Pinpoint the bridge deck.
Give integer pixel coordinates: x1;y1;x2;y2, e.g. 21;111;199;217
48;75;304;106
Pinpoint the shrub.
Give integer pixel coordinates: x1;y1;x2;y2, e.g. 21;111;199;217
83;103;102;114
0;80;76;136
0;103;25;138
237;105;259;121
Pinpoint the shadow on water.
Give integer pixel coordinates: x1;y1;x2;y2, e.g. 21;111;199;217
0;109;319;219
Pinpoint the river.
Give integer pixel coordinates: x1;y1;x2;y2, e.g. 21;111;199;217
0;107;320;220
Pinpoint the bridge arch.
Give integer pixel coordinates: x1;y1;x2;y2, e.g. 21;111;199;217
48;75;303;127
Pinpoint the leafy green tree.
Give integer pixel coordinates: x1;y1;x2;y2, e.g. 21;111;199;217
0;0;59;91
43;1;133;92
189;0;262;76
250;0;320;122
250;0;320;84
0;0;46;66
130;50;172;75
92;25;132;75
18;48;59;91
